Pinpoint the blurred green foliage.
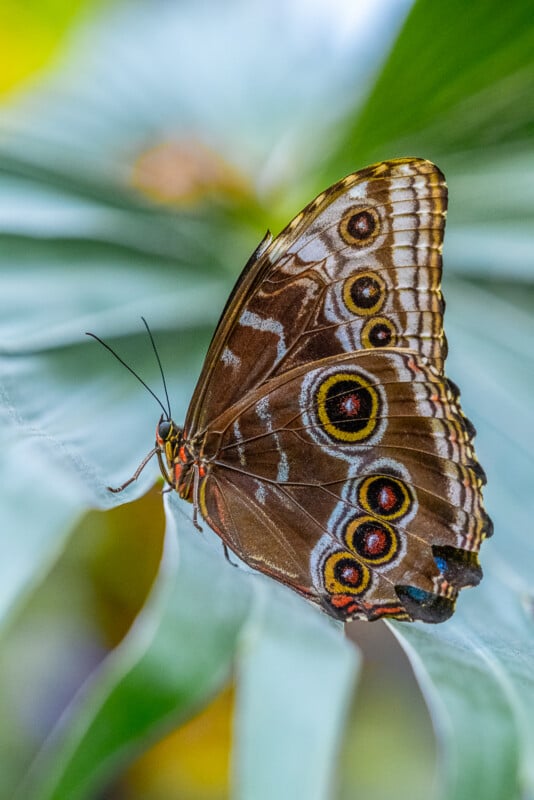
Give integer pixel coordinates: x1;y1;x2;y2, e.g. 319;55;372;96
0;1;533;799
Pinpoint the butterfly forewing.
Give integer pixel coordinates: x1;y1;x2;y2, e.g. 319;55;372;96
187;158;447;438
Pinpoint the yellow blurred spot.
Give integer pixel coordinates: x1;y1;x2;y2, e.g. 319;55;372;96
80;484;166;646
0;2;95;96
121;684;234;800
132;139;251;205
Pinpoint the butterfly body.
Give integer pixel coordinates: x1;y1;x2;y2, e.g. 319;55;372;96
119;158;492;624
155;419;205;506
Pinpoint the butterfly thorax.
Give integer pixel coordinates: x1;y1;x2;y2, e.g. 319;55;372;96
155;417;208;502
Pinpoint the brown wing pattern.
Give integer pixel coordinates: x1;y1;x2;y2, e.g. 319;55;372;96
178;158;490;623
187;158;447;438
198;350;490;622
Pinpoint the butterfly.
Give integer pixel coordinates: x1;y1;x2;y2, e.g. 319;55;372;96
92;158;492;624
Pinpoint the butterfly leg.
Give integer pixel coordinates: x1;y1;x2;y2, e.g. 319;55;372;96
192;465;203;532
107;446;159;493
156;449;175;488
223;543;239;568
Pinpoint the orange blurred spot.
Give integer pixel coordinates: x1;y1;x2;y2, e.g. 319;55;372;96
132;139;251;205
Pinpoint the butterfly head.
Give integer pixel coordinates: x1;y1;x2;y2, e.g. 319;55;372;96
155;415;199;502
156;416;175;446
155;414;182;469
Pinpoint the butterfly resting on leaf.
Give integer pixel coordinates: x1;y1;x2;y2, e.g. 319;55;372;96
89;158;492;624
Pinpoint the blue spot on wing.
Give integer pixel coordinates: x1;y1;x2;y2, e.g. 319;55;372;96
434;556;448;574
402;585;430;603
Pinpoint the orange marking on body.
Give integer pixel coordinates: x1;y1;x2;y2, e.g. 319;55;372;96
198;464;206;478
174;462;183;483
178;445;187;463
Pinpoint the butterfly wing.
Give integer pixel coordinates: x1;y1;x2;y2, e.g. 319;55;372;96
186;158;447;437
182;158;489;622
198;350;489;622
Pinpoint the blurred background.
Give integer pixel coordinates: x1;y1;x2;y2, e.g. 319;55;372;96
0;1;533;799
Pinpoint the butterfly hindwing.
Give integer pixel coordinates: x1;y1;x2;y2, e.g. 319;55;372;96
198;349;488;622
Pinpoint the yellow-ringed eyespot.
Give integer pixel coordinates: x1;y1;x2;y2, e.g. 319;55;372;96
361;316;397;348
316;372;380;443
323;550;371;595
343;271;386;316
338;206;380;247
358;475;412;520
344;516;399;565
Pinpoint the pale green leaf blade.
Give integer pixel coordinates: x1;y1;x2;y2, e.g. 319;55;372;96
234;582;359;800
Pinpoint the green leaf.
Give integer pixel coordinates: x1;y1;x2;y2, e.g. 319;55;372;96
16;497;253;800
0;408;84;631
326;0;534;176
0;238;229;352
234;580;359;800
444;150;534;280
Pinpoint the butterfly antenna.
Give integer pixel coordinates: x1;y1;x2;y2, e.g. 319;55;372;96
86;331;170;419
141;316;172;419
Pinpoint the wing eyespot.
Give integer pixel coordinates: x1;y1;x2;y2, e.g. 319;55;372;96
338;206;380;246
361;316;397;348
342;271;386;316
344;516;399;565
315;372;380;443
323;551;371;595
358;475;412;521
